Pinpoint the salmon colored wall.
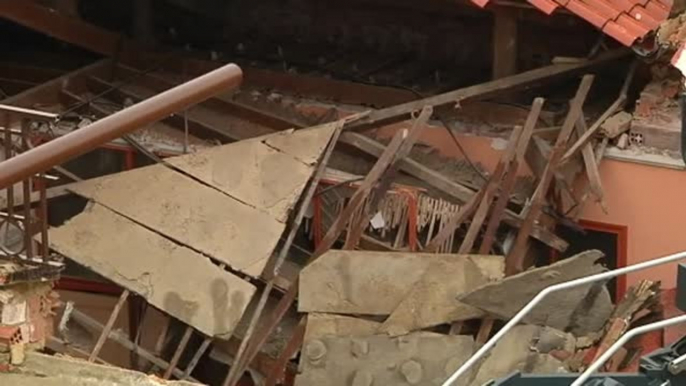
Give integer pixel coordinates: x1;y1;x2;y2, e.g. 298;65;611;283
374;124;686;289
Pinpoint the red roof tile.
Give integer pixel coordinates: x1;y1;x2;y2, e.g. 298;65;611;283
476;0;673;47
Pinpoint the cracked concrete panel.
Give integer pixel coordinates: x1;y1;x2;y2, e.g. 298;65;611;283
48;203;255;338
460;250;611;334
304;313;381;343
263;123;338;165
165;124;335;222
469;325;571;386
380;255;504;336
68;163;283;277
4;352;201;386
298;251;503;316
295;332;476;386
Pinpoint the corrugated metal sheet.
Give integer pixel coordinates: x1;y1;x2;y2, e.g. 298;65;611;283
475;0;672;46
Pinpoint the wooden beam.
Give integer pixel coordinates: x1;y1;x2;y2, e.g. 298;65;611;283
479;98;542;254
163;326;193;379
339;132;568;251
575;115;606;211
88;289;130;362
346;50;627;131
492;9;518;79
506;75;594;275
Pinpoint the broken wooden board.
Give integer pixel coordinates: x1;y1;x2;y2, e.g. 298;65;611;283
166;125;336;222
380;255;504;336
298;250;503;316
68;161;284;277
460;250;613;335
295;332;476;386
48;203;255;338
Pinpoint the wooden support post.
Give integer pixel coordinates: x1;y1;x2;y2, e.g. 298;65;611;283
506;75;595;275
88;289;130;362
163;326;193;380
492;9;518;79
182;337;213;380
458;125;523;254
479;98;543;254
575;114;607;211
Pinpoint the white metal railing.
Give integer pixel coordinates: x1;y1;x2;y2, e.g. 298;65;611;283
442;250;686;386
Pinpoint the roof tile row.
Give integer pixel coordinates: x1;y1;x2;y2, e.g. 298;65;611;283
476;0;672;46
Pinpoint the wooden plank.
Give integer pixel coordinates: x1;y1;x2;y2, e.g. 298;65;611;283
492;9;518;79
480;98;543;254
339;132;568;251
346;50;627;131
575;114;606;210
505;75;594;275
561;60;637;163
458;125;523;254
163;326;193;379
88;289;129;362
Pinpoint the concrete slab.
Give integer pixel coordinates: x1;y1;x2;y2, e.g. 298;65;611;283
304;313;381;343
298;251;503;316
380;255;504;336
3;352;200;385
460;250;610;334
49;203;255;338
68;163;284;277
166;124;336;222
295;332;476;386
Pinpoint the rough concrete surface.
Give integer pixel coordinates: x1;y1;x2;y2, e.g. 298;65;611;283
49;203;255;338
298;251;502;316
295;332;476;386
380;255;504;336
460;250;611;335
3;352;200;385
167;125;336;222
469;325;572;386
304;313;382;343
68;161;284;278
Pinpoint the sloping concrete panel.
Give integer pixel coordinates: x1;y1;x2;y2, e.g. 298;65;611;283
49;203;256;338
68;163;283;277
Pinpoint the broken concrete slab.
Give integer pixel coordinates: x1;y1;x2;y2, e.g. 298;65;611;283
298;250;503;316
166;124;336;222
460;250;611;334
295;332;476;386
304;313;382;343
469;325;572;386
3;352;200;386
48;203;255;338
380;255;504;336
68;162;284;278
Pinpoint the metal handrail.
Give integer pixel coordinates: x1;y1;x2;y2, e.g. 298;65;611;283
442;250;686;386
571;314;686;385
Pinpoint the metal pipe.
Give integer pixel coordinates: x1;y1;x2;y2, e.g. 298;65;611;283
442;250;686;386
572;314;686;386
0;63;242;189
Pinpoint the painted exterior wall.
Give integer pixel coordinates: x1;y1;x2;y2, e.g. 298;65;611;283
375;123;686;289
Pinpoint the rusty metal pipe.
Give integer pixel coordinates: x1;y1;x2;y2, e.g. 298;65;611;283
0;63;243;189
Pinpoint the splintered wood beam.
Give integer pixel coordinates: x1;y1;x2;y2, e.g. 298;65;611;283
88;289;129;362
479;98;543;254
346;50;627;131
575;114;606;211
506;75;595;275
340;132;568;251
163;326;193;379
458;125;523;254
561;60;637;163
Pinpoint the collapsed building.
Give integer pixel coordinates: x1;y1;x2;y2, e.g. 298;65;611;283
0;0;685;385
